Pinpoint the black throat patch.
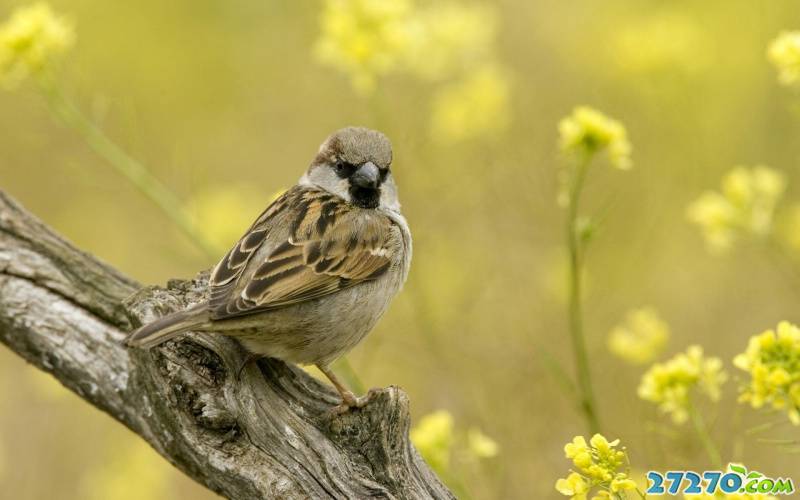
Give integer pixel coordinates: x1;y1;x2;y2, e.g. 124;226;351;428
349;186;381;209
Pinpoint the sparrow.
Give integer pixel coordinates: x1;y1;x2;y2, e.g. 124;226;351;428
125;126;412;413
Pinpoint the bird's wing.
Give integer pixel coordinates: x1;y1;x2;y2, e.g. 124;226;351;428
207;186;398;319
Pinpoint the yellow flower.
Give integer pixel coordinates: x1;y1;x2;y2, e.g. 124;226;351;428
568;434;624;482
589;433;619;454
722;166;785;231
315;0;505;96
556;472;590;499
314;0;511;142
768;31;800;87
314;0;413;94
558;106;632;170
564;435;592;469
610;475;637;492
466;427;499;459
410;410;454;474
607;307;670;365
686;192;738;251
687;166;786;253
402;2;495;82
565;435;589;456
638;345;727;424
0;2;73;88
557;434;636;499
430;64;511;143
734;321;800;425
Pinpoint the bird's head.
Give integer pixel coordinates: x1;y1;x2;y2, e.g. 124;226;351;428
302;127;399;211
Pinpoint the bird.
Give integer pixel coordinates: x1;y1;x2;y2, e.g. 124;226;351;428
125;126;412;413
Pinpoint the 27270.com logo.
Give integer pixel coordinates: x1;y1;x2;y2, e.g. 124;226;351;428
647;464;794;496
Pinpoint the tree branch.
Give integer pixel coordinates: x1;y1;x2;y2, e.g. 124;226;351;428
0;190;453;499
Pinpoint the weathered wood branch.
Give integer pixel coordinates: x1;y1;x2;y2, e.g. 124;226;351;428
0;190;453;499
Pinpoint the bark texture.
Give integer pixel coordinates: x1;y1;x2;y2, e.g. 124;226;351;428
0;190;453;499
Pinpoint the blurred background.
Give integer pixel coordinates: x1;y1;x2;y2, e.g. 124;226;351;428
2;0;800;498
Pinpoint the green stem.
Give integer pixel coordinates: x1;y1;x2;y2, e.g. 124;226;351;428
745;416;792;436
565;154;600;434
687;401;722;469
536;345;577;397
37;78;217;258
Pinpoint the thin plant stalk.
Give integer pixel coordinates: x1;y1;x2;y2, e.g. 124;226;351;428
687;401;722;469
745;415;792;436
565;153;600;434
37;77;218;258
623;430;648;499
536;345;577;398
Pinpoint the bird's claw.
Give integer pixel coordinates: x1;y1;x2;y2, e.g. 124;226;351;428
330;388;380;415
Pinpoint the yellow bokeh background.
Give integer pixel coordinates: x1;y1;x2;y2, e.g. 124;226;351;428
2;0;800;498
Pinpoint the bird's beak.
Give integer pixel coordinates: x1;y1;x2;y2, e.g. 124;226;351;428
351;162;380;189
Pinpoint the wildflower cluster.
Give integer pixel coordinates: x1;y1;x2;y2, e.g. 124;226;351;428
314;0;412;94
315;0;510;142
638;345;727;424
411;410;454;474
466;427;499;459
555;434;637;499
768;31;800;87
0;3;73;88
410;410;498;478
558;106;632;171
315;0;496;90
556;106;633;433
734;321;800;425
607;307;670;365
687;166;786;252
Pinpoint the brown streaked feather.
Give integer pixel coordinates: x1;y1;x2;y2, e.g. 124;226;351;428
208;186;397;320
207;189;293;311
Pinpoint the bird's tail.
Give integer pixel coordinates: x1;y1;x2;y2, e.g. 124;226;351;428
124;304;210;348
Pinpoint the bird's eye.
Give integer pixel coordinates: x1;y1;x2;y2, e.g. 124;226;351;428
333;161;355;178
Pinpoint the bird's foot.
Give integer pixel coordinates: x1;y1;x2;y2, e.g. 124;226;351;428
330;388;380;415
